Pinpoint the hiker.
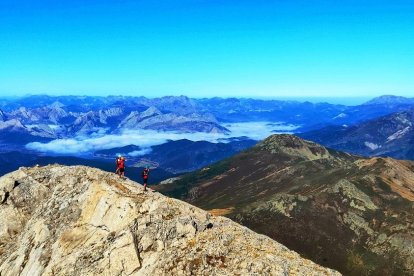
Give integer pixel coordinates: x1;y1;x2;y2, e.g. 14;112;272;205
142;166;150;191
115;155;121;175
117;156;126;178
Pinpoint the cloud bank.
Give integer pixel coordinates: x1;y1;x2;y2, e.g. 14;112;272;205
26;122;298;155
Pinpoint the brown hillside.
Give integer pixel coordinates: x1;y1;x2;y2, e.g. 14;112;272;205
157;134;414;275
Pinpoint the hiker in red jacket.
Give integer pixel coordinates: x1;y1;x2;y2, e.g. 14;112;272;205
142;166;150;191
117;156;126;178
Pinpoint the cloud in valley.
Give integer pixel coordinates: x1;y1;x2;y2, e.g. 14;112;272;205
127;148;153;157
26;122;299;155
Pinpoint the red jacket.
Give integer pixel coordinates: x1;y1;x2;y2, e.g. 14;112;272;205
117;159;125;169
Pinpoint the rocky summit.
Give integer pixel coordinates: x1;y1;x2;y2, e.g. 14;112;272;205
0;165;339;276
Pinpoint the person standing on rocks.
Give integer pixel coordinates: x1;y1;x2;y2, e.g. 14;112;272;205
142;166;150;191
117;156;126;178
115;155;121;175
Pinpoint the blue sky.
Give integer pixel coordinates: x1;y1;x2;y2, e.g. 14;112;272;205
1;0;413;98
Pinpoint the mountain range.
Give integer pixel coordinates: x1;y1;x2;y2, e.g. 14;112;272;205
0;101;227;144
1;94;414;183
300;107;414;160
196;95;414;131
2;94;414;146
156;134;414;275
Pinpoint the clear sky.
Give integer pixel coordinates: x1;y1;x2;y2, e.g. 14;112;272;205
1;0;413;98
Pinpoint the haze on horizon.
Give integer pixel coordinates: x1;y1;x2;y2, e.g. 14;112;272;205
1;0;413;98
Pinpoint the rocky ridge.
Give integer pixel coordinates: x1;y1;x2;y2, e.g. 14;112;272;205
0;165;339;276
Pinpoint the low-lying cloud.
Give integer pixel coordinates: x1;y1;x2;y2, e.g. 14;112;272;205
224;122;298;140
26;122;299;155
128;148;153;157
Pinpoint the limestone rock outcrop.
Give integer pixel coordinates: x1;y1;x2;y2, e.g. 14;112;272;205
0;165;339;276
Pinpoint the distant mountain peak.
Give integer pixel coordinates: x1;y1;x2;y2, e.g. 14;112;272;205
49;101;65;108
259;134;331;160
0;109;6;122
0;118;26;131
363;95;414;105
141;106;162;118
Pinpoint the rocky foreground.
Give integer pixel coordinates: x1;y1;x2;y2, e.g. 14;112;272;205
0;165;339;276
